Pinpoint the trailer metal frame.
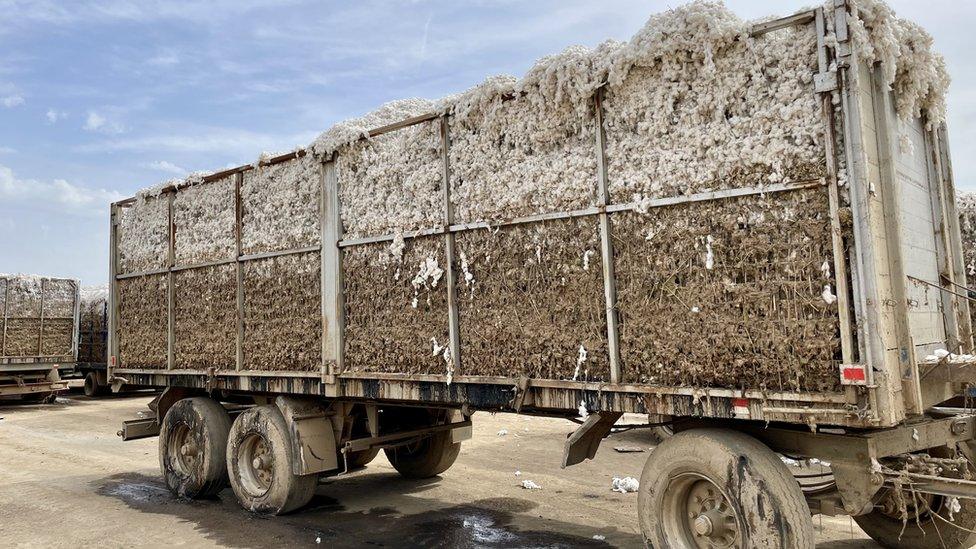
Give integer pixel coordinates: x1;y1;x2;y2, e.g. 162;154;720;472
107;3;972;433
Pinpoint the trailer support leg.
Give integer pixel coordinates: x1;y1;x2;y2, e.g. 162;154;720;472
561;412;622;468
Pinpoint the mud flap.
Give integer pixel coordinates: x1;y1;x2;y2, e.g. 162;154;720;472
275;396;338;475
561;412;622;468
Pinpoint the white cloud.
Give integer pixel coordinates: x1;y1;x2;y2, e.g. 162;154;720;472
0;146;14;154
147;51;180;67
76;127;317;156
0;163;123;216
45;108;67;123
83;110;125;134
1;94;24;107
144;160;185;175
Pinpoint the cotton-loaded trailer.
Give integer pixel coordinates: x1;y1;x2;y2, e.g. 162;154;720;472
71;285;114;396
111;1;976;546
0;274;78;402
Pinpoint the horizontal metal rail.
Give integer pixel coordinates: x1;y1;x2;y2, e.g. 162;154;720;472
116;245;321;280
339;179;824;248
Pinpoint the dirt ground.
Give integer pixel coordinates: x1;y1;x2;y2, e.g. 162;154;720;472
0;393;879;548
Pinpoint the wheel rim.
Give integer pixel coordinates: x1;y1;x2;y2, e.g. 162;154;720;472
661;472;742;549
238;432;274;497
167;422;199;476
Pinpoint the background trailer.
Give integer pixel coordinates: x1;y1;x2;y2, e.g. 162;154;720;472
0;274;79;401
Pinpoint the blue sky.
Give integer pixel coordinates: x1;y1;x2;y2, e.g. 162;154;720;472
0;0;973;284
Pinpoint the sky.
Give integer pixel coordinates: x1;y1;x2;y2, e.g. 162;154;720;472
0;0;973;285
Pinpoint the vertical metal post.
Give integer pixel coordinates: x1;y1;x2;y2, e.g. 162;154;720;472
594;88;622;384
931;125;972;351
167;192;175;370
924;127;960;351
816;7;855;367
835;2;887;421
235;173;245;371
37;279;45;355
1;276;8;356
440;116;463;376
108;204;120;377
70;280;81;361
321;160;344;385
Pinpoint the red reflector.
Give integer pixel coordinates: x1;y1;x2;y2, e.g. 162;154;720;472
110;356;117;367
842;366;866;381
732;398;749;408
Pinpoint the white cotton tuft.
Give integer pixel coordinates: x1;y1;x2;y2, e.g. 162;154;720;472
582;249;595;271
704;235;715;270
611;477;640;493
822;284;837;305
520;480;542;490
573;344;588;381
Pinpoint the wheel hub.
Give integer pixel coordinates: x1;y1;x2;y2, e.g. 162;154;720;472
662;473;741;549
238;433;274;497
169;423;199;474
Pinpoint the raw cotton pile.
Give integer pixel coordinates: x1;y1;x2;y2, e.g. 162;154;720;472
119;196;169;274
174;265;236;369
0;275;78;358
343;236;449;374
319;99;443;239
78;285;108;363
602;13;823;202
615;189;841;393
847;0;950;124
242;154;321;255
454;218;609;380
174;176;236;265
117;275;167;368
242;253;321;371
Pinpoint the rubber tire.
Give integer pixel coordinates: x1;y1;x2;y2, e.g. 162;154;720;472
226;405;318;515
384;431;461;479
83;372;105;397
646;415;674;445
346;447;380;468
854;494;976;548
638;428;814;549
158;397;232;499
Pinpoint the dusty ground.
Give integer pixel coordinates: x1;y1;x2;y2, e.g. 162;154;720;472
0;393;878;548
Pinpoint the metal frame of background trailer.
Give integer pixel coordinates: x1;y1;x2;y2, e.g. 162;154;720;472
108;3;969;432
0;275;80;396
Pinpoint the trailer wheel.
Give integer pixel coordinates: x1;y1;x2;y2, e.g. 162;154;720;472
226;405;318;515
854;490;976;548
345;447;380;469
158;397;232;499
638;428;814;548
384;429;460;479
83;372;106;397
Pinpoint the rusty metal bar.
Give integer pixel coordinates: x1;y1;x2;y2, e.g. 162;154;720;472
235;172;244;372
336;180;824;249
441;115;462;377
594;89;621;383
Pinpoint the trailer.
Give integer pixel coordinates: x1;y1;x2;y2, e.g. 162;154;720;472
74;285;110;396
110;1;976;546
1;274;79;402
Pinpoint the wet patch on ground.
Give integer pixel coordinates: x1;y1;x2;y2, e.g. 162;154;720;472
97;472;640;548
